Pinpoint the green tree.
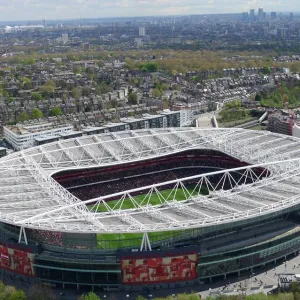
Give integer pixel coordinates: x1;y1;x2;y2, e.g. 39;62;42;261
82;85;91;97
28;283;55;300
139;62;159;72
72;87;82;100
96;82;112;95
262;66;272;74
290;282;300;294
31;92;42;101
78;292;101;300
128;92;138;104
161;83;169;91
152;88;162;98
74;67;82;74
22;77;32;90
255;94;262;102
16;112;30;122
294;292;300;300
9;289;26;300
62;90;69;101
31;108;43;119
21;57;35;65
0;85;8;97
40;80;56;98
49;107;62;116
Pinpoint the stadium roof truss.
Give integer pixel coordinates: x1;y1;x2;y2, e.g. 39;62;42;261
1;128;300;235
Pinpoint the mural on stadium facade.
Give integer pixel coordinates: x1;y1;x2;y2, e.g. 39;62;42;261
0;245;35;276
121;254;198;284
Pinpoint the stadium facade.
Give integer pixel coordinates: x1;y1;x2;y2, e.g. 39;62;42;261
0;128;300;292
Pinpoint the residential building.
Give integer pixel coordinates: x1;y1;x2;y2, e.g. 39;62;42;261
139;27;146;36
134;38;143;47
62;33;68;43
4;122;73;150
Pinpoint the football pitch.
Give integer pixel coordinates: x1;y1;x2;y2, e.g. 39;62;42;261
96;187;207;249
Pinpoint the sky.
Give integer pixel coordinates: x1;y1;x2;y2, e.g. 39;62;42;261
0;0;298;21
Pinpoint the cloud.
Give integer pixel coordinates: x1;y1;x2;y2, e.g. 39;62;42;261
0;0;297;21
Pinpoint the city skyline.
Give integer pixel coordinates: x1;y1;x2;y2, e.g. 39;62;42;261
0;0;299;22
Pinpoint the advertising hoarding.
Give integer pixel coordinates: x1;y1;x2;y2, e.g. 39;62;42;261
0;245;35;276
121;254;198;284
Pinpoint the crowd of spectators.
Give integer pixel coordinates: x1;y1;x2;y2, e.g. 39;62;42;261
51;149;267;201
28;229;63;247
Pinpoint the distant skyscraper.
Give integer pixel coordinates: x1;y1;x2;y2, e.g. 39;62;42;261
139;27;146;36
277;28;287;39
242;12;249;21
135;38;143;47
271;12;277;19
290;12;294;21
250;9;255;20
62;33;68;43
258;7;264;19
43;19;46;28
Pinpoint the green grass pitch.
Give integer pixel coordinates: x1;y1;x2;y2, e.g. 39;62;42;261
95;187;207;249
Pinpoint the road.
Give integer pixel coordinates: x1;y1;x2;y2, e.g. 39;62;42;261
196;112;217;128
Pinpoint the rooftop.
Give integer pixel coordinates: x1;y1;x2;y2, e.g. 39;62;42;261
0;128;299;234
5;122;73;135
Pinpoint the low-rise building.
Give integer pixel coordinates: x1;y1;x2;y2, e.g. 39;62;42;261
4;122;73;150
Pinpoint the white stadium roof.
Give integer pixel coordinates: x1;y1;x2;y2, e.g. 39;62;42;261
1;127;300;234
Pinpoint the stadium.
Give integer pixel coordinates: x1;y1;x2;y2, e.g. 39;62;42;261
1;127;300;293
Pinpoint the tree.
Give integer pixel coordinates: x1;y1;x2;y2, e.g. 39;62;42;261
40;80;56;98
128;92;138;104
72;87;82;100
294;292;300;300
45;80;56;89
22;77;32;90
78;292;101;300
82;85;91;97
21;57;35;65
139;62;159;72
290;282;300;294
96;82;112;95
255;94;262;102
28;283;55;300
110;98;118;108
31;92;42;101
62;90;69;101
74;67;82;74
262;66;272;74
161;83;169;91
16;112;29;122
9;289;26;300
152;88;162;98
49;107;62;116
31;108;43;119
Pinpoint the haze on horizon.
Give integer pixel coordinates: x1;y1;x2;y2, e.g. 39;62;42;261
0;0;298;21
